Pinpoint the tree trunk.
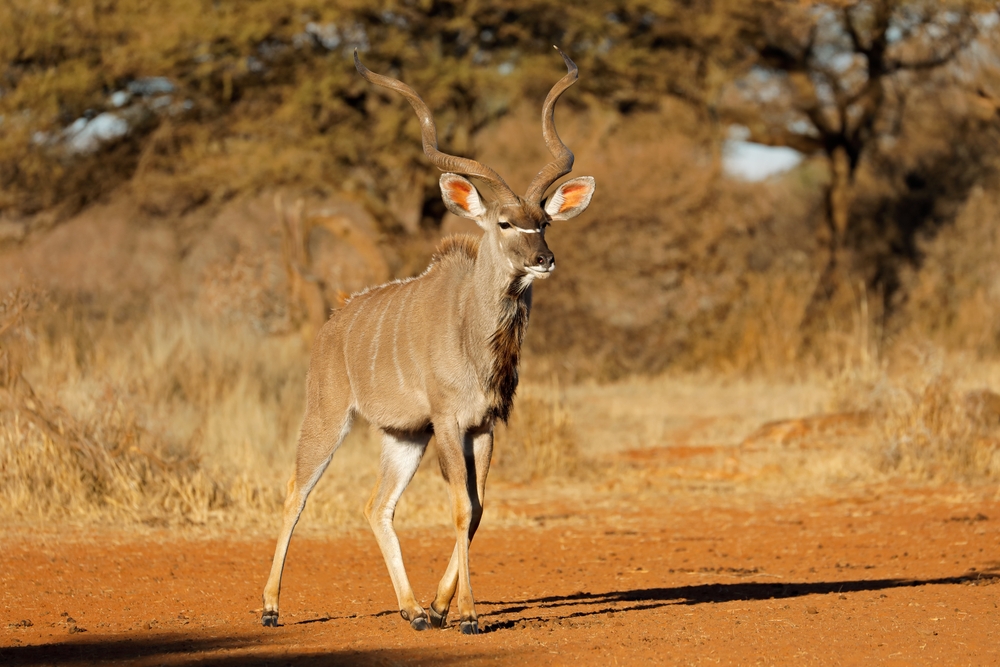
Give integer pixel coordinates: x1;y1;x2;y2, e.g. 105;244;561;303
803;146;855;336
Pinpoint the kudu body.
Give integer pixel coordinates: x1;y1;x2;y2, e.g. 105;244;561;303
261;48;596;635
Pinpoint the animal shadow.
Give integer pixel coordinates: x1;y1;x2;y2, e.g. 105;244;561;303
477;570;998;633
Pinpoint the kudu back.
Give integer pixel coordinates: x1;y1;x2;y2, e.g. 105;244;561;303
261;48;596;635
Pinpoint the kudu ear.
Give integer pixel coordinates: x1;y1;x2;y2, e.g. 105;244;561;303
544;176;596;221
440;173;488;223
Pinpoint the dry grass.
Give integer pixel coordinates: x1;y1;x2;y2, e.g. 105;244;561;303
812;267;1000;485
4;167;1000;530
825;332;1000;485
900;184;1000;356
4;283;999;533
0;287;584;530
0;291;301;526
877;373;1000;482
493;379;580;483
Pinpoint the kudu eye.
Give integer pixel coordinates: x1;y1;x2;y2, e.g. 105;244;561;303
498;222;511;230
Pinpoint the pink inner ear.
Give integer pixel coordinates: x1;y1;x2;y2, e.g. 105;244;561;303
445;179;472;212
558;183;588;212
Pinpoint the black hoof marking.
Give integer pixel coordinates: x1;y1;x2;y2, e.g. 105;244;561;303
459;620;480;635
429;606;448;629
410;617;430;631
261;611;279;628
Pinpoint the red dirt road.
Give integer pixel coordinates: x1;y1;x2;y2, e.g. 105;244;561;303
2;492;999;666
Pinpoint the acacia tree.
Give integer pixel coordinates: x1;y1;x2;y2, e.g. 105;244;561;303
722;0;985;309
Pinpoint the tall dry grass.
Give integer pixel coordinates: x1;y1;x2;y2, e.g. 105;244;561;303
493;378;580;483
0;285;582;529
0;290;302;526
829;331;1000;485
877;372;1000;482
825;178;1000;483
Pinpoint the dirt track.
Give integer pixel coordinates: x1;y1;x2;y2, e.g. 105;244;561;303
3;488;999;666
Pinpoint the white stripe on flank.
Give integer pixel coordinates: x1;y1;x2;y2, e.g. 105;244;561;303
392;288;408;392
404;286;424;387
344;296;370;390
370;290;395;381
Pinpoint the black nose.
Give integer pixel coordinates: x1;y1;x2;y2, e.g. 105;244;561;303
534;252;554;269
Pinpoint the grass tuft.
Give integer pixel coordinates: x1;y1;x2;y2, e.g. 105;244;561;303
877;372;1000;483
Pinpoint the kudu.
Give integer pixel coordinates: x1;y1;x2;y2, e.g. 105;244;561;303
261;48;596;635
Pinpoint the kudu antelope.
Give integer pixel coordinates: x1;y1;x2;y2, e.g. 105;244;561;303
261;48;596;635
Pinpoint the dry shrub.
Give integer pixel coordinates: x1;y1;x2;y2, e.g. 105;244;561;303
709;268;816;376
0;288;198;522
829;337;1000;484
813;279;886;395
0;309;384;529
877;372;1000;483
0;286;308;526
0;0;746;225
0;391;214;524
493;380;579;483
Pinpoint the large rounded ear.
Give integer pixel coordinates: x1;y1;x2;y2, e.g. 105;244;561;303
440;173;487;222
544;176;595;221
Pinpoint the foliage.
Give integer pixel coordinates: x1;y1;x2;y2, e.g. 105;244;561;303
720;0;1000;315
0;0;752;223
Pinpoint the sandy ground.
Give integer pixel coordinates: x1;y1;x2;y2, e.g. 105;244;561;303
3;380;1000;666
2;485;999;666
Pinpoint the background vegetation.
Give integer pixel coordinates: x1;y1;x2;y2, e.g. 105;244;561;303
1;0;999;528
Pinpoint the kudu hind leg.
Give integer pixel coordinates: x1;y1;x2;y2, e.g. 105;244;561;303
261;408;354;627
365;429;432;630
432;425;492;634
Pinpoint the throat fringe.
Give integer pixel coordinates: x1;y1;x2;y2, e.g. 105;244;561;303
486;280;530;423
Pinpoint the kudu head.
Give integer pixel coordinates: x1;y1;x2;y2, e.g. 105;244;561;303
355;48;596;283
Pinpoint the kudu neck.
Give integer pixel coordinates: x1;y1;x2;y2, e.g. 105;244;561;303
472;232;532;306
468;230;532;424
464;232;533;363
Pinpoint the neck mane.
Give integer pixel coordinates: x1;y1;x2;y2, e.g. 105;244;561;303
486;277;531;423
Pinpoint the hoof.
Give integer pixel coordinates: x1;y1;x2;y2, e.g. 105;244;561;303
429;605;448;629
410;617;430;631
261;611;279;628
459;620;480;635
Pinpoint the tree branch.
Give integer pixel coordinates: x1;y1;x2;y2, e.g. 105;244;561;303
842;6;867;56
886;13;977;74
887;39;969;73
747;129;825;154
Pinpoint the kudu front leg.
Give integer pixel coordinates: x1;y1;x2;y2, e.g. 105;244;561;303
433;424;491;634
430;428;492;631
365;429;432;631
